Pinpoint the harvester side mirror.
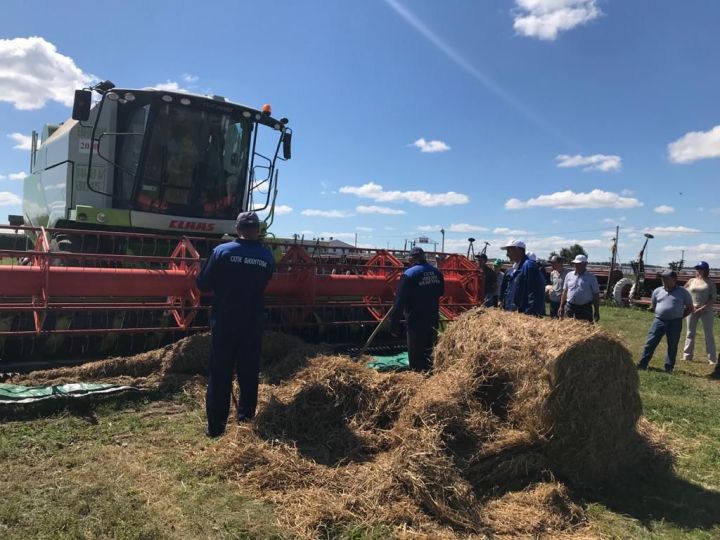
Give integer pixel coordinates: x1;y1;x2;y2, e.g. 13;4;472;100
72;90;92;121
282;132;292;160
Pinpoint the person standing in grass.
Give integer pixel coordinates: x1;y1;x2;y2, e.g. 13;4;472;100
637;270;694;373
494;259;505;307
683;261;717;365
548;255;569;318
500;240;546;317
559;255;600;323
476;253;498;307
390;247;444;372
197;211;275;438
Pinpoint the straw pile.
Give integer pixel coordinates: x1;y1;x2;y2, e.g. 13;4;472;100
11;330;319;389
431;308;643;483
12;308;669;538
214;308;664;538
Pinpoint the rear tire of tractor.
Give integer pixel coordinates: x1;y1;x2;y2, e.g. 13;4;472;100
613;277;634;307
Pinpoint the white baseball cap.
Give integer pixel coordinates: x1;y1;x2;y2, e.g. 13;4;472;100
572;254;588;264
527;251;537;261
501;239;526;249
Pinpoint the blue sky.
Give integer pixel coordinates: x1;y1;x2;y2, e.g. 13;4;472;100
1;0;719;265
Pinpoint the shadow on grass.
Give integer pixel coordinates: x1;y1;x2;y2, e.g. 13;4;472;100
578;436;720;531
585;470;720;530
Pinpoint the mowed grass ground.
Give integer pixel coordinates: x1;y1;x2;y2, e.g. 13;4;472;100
1;306;719;539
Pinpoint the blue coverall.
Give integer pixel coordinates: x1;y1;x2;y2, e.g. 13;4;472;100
390;262;445;371
500;255;546;317
196;238;275;435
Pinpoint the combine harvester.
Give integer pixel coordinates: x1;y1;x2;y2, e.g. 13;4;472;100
0;82;484;365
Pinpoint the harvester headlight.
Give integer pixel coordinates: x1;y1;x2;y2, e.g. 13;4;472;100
180;97;191;106
124;93;136;102
96;212;107;223
242;111;251;118
77;213;88;222
106;92;119;101
162;95;173;103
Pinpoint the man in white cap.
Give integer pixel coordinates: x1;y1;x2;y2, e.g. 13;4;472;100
559;254;600;322
500;240;545;316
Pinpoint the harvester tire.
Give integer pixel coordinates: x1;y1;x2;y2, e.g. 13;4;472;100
612;277;634;307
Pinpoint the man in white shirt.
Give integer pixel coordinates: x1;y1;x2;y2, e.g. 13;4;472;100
560;255;600;323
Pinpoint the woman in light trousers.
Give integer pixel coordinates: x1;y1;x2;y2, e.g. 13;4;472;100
683;262;717;364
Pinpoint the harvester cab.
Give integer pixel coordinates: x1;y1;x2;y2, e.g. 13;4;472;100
21;80;291;244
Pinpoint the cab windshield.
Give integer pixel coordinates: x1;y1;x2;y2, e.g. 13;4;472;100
115;95;251;220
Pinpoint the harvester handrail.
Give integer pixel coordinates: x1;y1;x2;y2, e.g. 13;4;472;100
0;224;226;244
0;249;200;266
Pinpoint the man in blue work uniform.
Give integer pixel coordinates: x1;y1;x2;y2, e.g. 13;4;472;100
390;247;444;372
637;270;694;373
196;211;275;437
500;240;545;316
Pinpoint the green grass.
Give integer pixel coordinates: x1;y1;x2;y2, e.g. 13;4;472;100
0;305;719;539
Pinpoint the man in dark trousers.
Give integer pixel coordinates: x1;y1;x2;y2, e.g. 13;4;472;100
390;247;444;372
196;211;275;437
500;239;545;317
476;253;497;307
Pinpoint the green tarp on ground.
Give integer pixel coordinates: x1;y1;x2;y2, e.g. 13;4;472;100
366;352;409;372
0;382;138;404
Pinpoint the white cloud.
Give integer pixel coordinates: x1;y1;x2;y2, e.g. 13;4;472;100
356;205;406;215
412;138;450;153
0;37;93;110
513;0;602;41
653;205;675;214
417;225;441;232
493;227;529;235
644;226;702;236
620;189;634;196
356;226;373;232
711;208;720;214
448;223;489;233
0;192;22;206
340;182;469;207
555;153;621;172
7;132;32;150
146;81;189;93
273;204;293;215
506;189;643;210
301;209;353;218
668;125;720;163
0;171;27;181
181;73;199;83
601;216;626;224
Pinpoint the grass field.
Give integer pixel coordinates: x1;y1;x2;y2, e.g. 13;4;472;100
1;305;719;539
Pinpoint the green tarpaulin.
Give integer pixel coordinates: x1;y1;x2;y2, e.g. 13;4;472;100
366;352;410;372
0;382;138;404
